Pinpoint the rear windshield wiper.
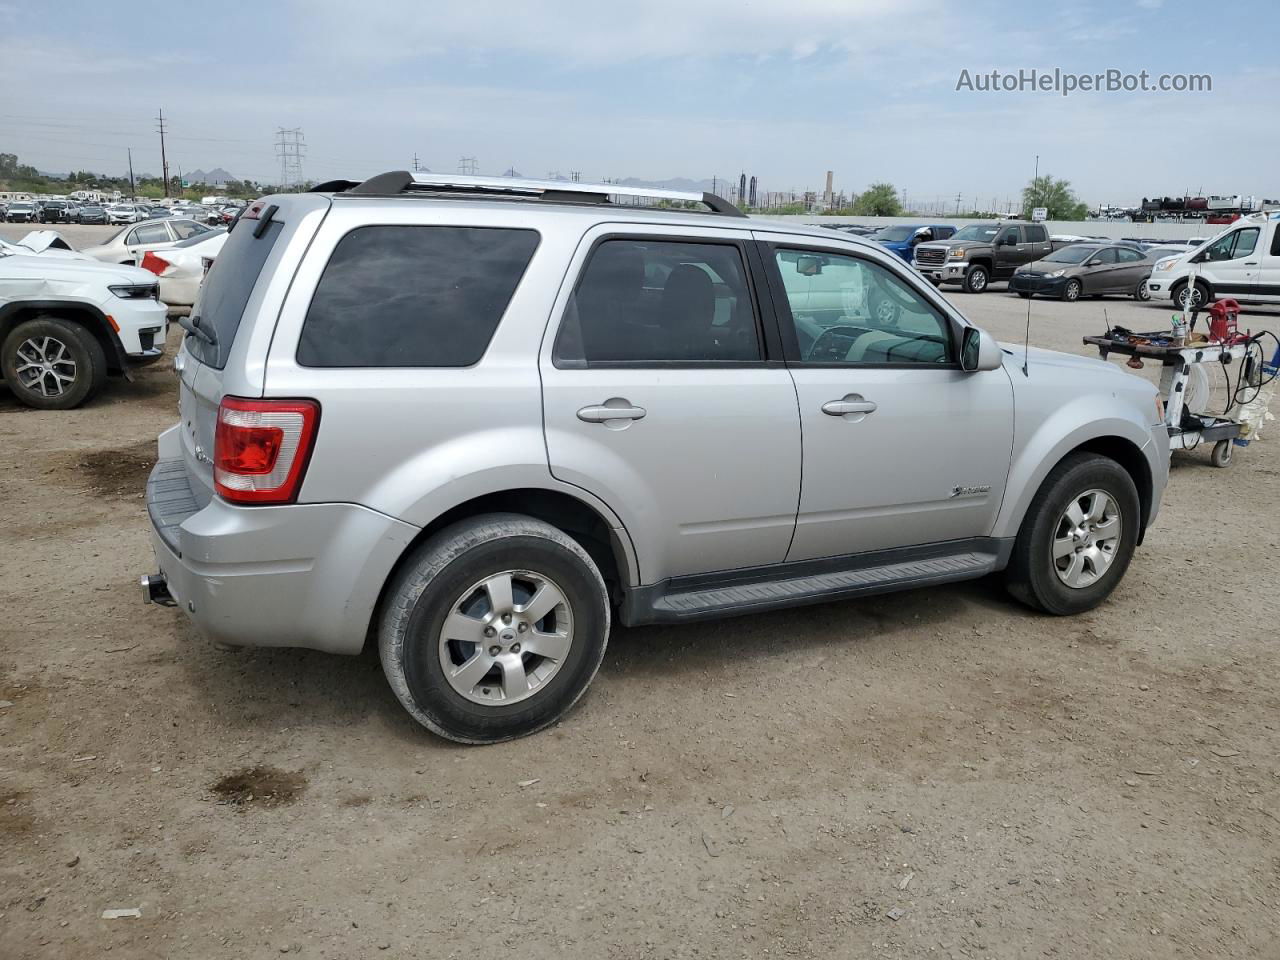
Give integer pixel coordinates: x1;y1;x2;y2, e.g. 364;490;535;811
178;313;218;346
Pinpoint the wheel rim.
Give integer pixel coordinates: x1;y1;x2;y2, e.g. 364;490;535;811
1177;284;1202;309
1065;281;1081;301
1136;281;1150;301
1052;489;1122;589
13;335;77;398
874;297;898;325
970;269;987;291
437;569;574;706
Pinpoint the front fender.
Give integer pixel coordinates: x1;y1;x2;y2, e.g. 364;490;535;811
993;397;1159;540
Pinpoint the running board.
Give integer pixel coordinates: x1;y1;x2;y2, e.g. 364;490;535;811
621;541;1011;626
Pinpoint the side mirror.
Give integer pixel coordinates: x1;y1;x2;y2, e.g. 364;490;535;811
960;327;1002;372
795;255;823;276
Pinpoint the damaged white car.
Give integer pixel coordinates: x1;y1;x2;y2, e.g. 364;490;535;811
0;247;169;409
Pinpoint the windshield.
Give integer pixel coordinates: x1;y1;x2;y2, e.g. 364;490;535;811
950;224;999;242
873;226;915;242
1043;245;1099;263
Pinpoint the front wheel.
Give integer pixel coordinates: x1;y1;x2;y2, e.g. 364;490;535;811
1005;453;1140;615
962;264;989;293
1134;280;1151;301
379;513;610;744
1172;280;1209;311
1061;279;1083;302
1;316;107;410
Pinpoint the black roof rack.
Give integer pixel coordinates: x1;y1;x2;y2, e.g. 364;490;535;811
312;170;745;217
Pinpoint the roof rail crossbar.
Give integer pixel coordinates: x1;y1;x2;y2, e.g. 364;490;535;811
329;171;746;216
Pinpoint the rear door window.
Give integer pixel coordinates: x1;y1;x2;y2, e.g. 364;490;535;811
297;225;540;368
1025;225;1048;243
186;217;285;369
130;222;170;244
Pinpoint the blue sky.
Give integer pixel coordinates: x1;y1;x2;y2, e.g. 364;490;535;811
1;0;1274;207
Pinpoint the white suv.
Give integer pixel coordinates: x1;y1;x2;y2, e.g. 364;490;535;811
0;249;168;408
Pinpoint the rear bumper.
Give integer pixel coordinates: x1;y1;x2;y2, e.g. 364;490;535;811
144;455;419;654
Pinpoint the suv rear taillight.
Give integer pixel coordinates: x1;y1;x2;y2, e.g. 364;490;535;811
213;397;320;505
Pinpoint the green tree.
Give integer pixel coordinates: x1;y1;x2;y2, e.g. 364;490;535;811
1022;175;1088;221
852;182;903;217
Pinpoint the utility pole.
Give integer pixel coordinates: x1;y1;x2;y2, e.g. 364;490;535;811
413;153;420;172
127;148;136;199
156;108;170;198
954;192;962;215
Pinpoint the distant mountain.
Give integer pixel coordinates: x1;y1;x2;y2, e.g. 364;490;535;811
187;167;236;186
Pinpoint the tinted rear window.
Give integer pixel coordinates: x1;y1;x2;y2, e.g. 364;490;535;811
186;217;283;370
297;225;539;368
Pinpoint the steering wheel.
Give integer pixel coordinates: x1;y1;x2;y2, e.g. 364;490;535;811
807;325;866;362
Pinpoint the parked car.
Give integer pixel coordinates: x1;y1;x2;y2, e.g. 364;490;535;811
913;221;1052;292
80;218;214;265
1009;243;1155;301
77;204;109;225
870;223;956;261
139;174;1169;744
1146;214;1280;309
106;204;144;225
5;201;38;223
137;228;228;306
0;247;168;408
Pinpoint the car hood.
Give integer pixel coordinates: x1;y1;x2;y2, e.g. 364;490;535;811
0;253;156;285
918;239;990;252
998;343;1127;379
1017;260;1085;276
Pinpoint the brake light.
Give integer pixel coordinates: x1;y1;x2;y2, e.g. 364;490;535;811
240;200;267;220
140;250;171;275
213;397;320;505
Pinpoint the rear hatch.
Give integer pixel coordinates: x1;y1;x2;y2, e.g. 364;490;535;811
175;194;330;505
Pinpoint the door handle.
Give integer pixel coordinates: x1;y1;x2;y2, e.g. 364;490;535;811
1244;261;1258;265
822;395;877;417
577;400;647;423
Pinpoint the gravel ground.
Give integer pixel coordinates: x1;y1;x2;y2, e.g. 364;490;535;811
3;244;1280;959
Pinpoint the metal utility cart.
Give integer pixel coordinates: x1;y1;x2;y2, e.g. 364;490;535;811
1083;333;1250;467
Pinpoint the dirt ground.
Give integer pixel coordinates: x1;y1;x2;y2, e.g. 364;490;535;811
2;253;1279;959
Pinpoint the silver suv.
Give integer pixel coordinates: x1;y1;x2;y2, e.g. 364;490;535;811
142;173;1169;743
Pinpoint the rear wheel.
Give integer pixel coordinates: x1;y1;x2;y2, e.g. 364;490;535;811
379;513;610;744
1006;453;1140;615
1134;279;1151;301
1017;291;1033;299
0;315;107;410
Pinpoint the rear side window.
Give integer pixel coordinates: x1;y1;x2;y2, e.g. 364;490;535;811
1025;225;1048;242
297;226;539;368
186;217;284;369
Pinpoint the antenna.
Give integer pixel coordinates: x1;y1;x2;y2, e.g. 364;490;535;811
1021;282;1032;377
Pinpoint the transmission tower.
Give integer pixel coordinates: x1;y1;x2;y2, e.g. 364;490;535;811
275;127;306;191
458;156;478;175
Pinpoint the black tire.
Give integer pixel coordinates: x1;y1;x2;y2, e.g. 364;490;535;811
1171;279;1210;311
962;264;989;293
1017;291;1033;299
379;513;610;744
867;286;901;327
1211;439;1233;468
1;315;107;410
1134;280;1151;301
1061;279;1083;302
1005;453;1140;616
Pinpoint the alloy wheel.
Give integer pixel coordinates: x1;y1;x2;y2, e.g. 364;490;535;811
14;336;77;399
1051;489;1122;589
437;569;574;706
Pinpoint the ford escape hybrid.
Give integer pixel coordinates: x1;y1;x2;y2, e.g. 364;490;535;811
142;173;1169;743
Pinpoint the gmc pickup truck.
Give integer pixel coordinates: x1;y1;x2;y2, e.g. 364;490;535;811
913;221;1052;293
